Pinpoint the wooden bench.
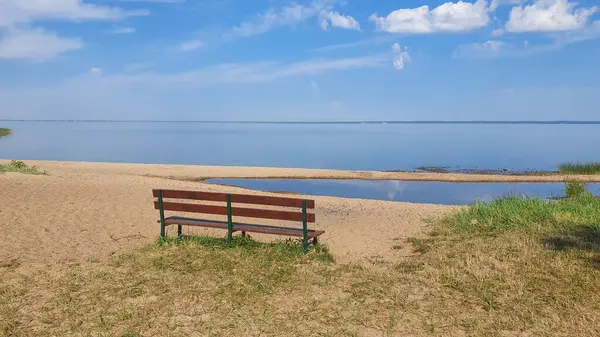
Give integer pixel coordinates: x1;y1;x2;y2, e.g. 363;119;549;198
153;189;323;252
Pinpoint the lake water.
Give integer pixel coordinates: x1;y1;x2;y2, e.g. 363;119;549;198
1;121;600;171
207;179;600;205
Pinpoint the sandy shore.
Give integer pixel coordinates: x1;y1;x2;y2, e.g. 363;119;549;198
0;160;461;266
5;159;600;182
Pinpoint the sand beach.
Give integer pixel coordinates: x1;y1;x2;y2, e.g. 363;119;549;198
0;160;462;265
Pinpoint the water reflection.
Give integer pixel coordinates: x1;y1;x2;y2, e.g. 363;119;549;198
207;179;600;206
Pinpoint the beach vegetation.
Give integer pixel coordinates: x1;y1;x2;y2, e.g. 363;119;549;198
441;195;600;233
2;197;600;335
158;234;335;262
564;181;592;199
0;160;45;175
560;162;600;175
0;128;11;137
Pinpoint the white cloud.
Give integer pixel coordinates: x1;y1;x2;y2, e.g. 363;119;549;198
310;80;319;90
111;27;135;34
319;11;360;30
0;28;83;61
391;43;411;70
178;39;204;52
0;0;147;62
90;67;102;74
228;0;335;38
0;0;149;28
370;0;490;34
506;0;598;33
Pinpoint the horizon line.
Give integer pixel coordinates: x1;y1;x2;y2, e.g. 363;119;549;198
2;119;600;124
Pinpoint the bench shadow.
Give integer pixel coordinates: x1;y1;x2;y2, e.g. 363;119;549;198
542;225;600;268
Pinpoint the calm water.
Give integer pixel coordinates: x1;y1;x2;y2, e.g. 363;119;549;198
207;179;600;205
1;121;600;171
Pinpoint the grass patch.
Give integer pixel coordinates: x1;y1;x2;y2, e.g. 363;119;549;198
441;195;600;234
0;128;11;137
159;234;335;263
406;237;432;254
0;160;45;175
560;162;600;175
2;199;600;336
564;181;593;199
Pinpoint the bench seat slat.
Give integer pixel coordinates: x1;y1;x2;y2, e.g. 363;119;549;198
155;201;316;223
153;189;315;209
164;216;324;239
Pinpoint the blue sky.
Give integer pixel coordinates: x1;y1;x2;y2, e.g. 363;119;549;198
0;0;599;121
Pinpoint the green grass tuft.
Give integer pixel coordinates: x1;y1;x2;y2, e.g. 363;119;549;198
441;196;600;234
564;181;592;199
559;162;600;175
0;128;11;137
0;160;45;175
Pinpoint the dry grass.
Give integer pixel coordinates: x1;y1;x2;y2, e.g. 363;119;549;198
2;198;600;336
0;128;11;137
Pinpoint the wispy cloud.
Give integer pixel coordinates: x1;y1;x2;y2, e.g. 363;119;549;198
454;39;562;59
554;20;600;44
115;0;184;3
111;27;136;34
490;0;525;12
123;62;154;72
0;0;148;61
0;0;149;28
0;28;83;61
455;19;600;59
178;39;204;52
311;36;394;52
226;0;336;38
84;55;387;87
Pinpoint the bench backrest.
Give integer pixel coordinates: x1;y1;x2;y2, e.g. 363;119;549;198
152;189;316;223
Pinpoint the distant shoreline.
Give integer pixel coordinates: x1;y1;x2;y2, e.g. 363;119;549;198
2;120;600;125
3;160;600;183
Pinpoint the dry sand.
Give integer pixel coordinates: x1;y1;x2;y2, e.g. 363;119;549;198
0;160;460;266
10;159;600;182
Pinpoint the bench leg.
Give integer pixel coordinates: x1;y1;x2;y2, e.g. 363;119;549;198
177;225;183;240
241;231;246;238
158;190;166;240
302;200;308;253
312;236;318;246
